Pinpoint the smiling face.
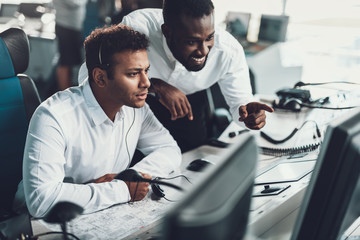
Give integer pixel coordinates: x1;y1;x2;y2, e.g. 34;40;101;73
104;49;150;109
162;12;215;72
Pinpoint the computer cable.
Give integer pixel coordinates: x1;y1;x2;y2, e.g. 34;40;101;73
156;174;192;184
151;175;191;202
125;108;136;169
283;98;359;111
163;195;175;202
151;180;175;202
23;231;81;240
294;81;360;88
115;169;184;191
23;202;83;240
260;120;321;145
129;181;140;204
228;129;250;138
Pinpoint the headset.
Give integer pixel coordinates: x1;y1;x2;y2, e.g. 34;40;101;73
151;179;165;199
125;108;136;169
151;175;192;202
274;81;360;111
260;120;321;145
98;40;110;69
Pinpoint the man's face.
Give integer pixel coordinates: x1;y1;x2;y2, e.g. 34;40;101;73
105;49;150;109
164;12;215;72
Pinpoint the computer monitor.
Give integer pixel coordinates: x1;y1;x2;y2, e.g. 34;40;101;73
291;109;360;240
258;14;289;42
0;4;18;17
160;132;258;240
225;12;251;40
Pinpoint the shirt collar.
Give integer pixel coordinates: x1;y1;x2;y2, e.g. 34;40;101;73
81;78;124;126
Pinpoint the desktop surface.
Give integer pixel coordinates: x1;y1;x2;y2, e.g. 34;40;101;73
30;90;360;240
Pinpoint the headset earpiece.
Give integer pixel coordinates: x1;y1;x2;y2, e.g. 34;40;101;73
151;183;165;199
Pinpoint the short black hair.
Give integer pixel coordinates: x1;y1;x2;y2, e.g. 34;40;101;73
163;0;214;27
84;24;149;81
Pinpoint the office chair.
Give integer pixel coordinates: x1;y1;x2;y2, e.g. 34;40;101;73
209;68;256;136
205;88;232;139
144;87;231;153
0;27;41;239
210;68;256;110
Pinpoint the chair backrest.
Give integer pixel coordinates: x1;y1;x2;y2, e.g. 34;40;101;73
0;28;41;213
210;68;256;113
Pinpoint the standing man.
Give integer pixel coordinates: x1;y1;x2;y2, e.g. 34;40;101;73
14;24;181;218
53;0;87;90
120;0;274;152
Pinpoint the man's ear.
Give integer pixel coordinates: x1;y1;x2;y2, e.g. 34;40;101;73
92;67;107;87
161;24;170;39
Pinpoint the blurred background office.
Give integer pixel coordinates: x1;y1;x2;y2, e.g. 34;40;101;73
53;0;87;91
213;0;360;95
0;0;359;100
0;1;359;239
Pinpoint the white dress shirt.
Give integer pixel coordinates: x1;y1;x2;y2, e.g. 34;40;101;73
78;9;255;124
121;8;255;122
16;79;181;218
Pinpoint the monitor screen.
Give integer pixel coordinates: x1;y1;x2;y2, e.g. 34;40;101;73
0;4;18;17
225;12;251;40
291;109;360;240
160;132;258;240
258;14;289;42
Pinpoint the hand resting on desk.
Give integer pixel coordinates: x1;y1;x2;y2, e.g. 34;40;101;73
92;172;152;202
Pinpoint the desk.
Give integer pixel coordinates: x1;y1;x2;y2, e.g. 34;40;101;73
31;144;230;239
30;86;360;239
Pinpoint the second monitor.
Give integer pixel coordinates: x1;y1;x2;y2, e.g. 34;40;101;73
291;109;360;240
160;132;258;240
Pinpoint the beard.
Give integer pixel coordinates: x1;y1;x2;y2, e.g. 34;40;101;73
168;38;208;72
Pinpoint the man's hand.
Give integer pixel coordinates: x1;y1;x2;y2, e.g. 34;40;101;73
239;102;274;130
125;172;152;202
93;172;152;202
151;78;193;121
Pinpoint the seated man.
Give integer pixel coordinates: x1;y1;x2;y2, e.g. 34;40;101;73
14;24;181;218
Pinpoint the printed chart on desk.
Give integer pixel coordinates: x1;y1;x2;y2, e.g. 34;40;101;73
38;186;182;239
